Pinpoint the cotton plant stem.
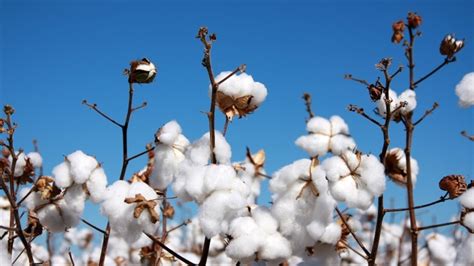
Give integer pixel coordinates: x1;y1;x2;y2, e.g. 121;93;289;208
384;193;450;213
335;207;370;256
98;82;135;266
417;220;460;232
404;25;418;266
368;64;394;266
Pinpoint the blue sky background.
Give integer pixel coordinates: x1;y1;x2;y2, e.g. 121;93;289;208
1;0;473;238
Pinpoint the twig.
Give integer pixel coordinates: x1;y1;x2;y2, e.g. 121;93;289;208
132;101;148;112
341;241;368;261
12;236;37;265
344;74;370;86
385;193;450;213
81;218;106;235
145;232;196;265
348;105;382;127
417;220;460;231
222;117;230;137
68;249;75;266
413;102;439;126
335;207;370;257
166;219;191;234
17;185;35;206
414;58;455;87
302;93;315;121
217;64;246;85
390;66;403;79
82;100;122;128
126;145;155;162
461;131;474;141
0;225;16;231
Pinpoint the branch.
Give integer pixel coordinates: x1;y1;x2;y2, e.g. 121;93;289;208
82;100;122;127
384;193;450;213
217;64;246;85
302;93;315;121
414;58;455;87
390;65;403;79
81;218;106;235
166;219;191;235
417;220;460;232
344;74;370;86
340;241;368;261
131;101;147;112
348;104;382;127
145;232;196;265
335;207;370;257
126;145;155;162
461;130;474;141
413;102;439;126
68;249;75;266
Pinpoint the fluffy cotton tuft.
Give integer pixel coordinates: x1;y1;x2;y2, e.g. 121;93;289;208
455;72;474;107
214;71;268;107
295;116;356;157
376;89;417;118
459;186;474;209
426;233;456;265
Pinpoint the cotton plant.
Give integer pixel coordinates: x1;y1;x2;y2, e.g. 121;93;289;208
322;150;386;210
270;159;339;252
213;71;268;120
295;115;356;157
172;131;250;238
149;120;190;190
100;180;161;243
225;206;292;264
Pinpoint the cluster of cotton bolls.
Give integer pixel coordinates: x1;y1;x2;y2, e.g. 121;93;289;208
213;71;268;120
18;150;107;232
172;131;250;238
149;120;190;190
296;116;356;157
459;184;474;232
455;72;474;107
100;180;161;243
270;159;339;252
322;150;386;210
376;89;417;119
225;206;291;263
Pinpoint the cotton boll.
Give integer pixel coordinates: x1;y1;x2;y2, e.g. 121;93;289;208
376;89;398;117
107;235;130;261
295;134;330;157
306;221;326;241
150;145;185;190
455;72;474;107
328;176;357;202
398;90;417;114
156;120;182;145
31;243;49;263
459;187;474;208
86;167;108;203
18;187;47;210
306;117;331;135
252;207;278;234
182;163;206;203
259;233;292;262
202;164;237;195
66;150;98;184
322;156;350;183
214;131;232;164
10;152;27;177
214;72;268;106
126;182;160;235
462;212;474;231
455;234;474;264
329;134;356;155
270;159;311;194
319;223;342;245
26;152;42;169
52;162;73;188
359;154;386;196
426;233;456;264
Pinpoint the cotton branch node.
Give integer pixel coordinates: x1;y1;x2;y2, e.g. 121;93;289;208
460;131;474;141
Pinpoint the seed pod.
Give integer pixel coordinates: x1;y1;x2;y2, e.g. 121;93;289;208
128;58;157;84
439;175;467;198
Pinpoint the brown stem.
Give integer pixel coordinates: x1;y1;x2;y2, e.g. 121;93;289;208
222;117;230;137
417;220;460;231
81;218;106;235
335;207;370;257
460;130;474;141
414;58;455;87
99;82;135;266
404;25;418;266
302;93;315;121
347;105;382;127
82;100;122;127
127;145;155;162
413;102;439;126
385;193;450;213
145;232;196;265
344;74;370;86
68;249;75;266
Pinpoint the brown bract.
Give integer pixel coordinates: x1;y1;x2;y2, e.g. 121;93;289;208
336;214;352;253
391;21;405;44
124;193;160;223
407;12;422;28
246;148;266;176
216;91;257;120
439;175;467;198
23;211;43;238
384;150;408;186
368;84;383;101
34;176;61;200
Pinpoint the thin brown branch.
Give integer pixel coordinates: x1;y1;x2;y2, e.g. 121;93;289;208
385;193;450;213
126;145;155;162
348;104;382;127
166;219;191;235
222;117;230;137
414;58;455;87
0;225;16;231
413;102;439;126
417;220;460;232
302;93;315;121
335;207;370;257
145;232;196;265
68;249;75;266
344;74;370;86
82;100;122;128
461;130;474;141
132;101;148;112
341;241;368;261
217;64;246;85
81;218;106;235
390;65;403;79
12;235;36;265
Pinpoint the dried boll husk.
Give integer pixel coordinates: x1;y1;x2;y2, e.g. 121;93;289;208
440;34;464;59
216;91;257;120
439;175;467;198
407;12;422;28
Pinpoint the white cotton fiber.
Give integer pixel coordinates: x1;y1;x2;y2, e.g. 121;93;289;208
319;222;342;245
214;71;268;106
66;150;98;184
26;152;43;168
455;72;474;107
156;120;182;145
259;233;292;262
459;186;474;209
202;164;237;195
86;167;108;203
52;161;73;188
10;152;27;177
398;90;417;114
376;89;398;117
426;233;456;264
150;144;186;190
455;234;474;264
462;212;474;232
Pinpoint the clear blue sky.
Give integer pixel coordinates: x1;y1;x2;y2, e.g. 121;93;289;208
1;0;473;232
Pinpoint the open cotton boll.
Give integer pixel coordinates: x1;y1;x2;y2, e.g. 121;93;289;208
376;89;398;117
52;162;73;188
295;135;330;157
214;71;268;105
156;120;182;145
150;144;186;190
259;233;292;262
319;223;342;245
186;131;231;165
252;207;278;234
462;212;474;231
26;152;42;168
306;116;331;135
9;152;27;177
18;186;47;210
202;164;237;195
86;167;108;203
358;154;386;196
66;150;99;184
459;186;474;208
426;233;456;265
455;72;474;107
455;234;474;264
269;159;311;194
398;90;417;114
